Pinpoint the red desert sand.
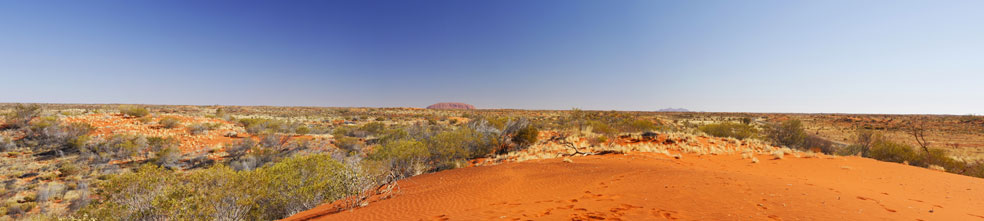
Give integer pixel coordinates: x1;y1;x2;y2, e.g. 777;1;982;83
286;152;984;220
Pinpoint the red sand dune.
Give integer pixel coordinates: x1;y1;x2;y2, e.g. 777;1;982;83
287;152;984;220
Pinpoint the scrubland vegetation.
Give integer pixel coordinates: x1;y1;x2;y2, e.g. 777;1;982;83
0;103;982;220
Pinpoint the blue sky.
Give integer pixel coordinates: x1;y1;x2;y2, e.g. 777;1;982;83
1;0;982;114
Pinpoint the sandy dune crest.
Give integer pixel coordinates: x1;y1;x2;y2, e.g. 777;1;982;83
287;152;984;220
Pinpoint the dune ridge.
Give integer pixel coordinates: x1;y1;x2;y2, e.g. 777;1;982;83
287;151;984;220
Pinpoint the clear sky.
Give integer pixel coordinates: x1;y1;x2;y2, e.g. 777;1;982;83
1;0;982;114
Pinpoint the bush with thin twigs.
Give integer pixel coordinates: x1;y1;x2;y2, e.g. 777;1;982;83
158;117;181;129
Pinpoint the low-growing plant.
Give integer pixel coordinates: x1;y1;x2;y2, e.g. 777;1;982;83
868;141;919;164
511;124;539;149
187;123;219;135
80;154;357;220
120;107;149;118
295;126;310;135
698;122;758;140
58;162;81;177
19;117;93;154
370;139;429;178
428;128;500;169
334;136;363;155
158;117;181;129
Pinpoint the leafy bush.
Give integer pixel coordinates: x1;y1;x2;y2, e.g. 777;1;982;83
81;154;354;220
332;122;386;138
698;122;758;140
370;140;429;178
837;144;867;156
588;120;616;137
427;128;500;170
120;107;149;118
625;119;657;132
158;117;181;129
81;164;174;220
239;118;286;134
294;126;310;135
868;141;919;164
511;124;539;149
334;136;363;155
912;148;957;168
58;162;81;177
253;154;350;219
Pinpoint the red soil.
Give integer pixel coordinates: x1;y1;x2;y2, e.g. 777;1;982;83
287;152;984;220
63;113;240;153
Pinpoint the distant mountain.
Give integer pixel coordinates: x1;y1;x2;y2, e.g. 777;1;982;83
426;102;476;110
656;108;690;112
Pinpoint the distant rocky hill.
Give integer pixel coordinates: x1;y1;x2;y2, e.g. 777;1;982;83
657;108;690;112
427;102;476;110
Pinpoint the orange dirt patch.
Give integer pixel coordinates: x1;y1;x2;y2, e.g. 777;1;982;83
63;113;242;153
286;152;984;220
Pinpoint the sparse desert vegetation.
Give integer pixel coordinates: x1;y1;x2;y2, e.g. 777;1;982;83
0;103;983;220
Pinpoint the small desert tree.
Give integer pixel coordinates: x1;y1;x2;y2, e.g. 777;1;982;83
905;120;932;152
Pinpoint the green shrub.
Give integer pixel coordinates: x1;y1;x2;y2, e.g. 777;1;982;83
370;140;429;178
361;122;385;135
625;119;657;132
699;122;758;140
120;107;149;118
158;117;181;129
913;148;957;169
58;162;81;177
252;154;349;219
868;141;919;164
848;129;880;157
837;144;866;156
588;120;615;137
428;128;500;168
511;125;539;149
294;126;310;135
765;120;806;148
239;118;286;134
334;136;363;155
81;154;354;220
